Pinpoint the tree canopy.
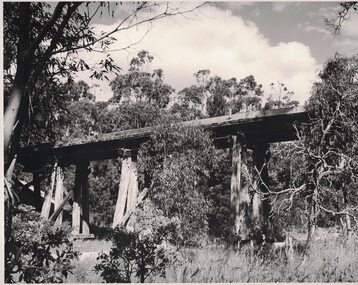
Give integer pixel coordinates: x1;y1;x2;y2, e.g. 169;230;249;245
3;1;204;176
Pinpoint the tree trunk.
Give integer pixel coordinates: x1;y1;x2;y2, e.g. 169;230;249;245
342;189;352;239
4;6;33;276
4;3;32;176
4;71;30;177
306;192;317;248
5;155;17;183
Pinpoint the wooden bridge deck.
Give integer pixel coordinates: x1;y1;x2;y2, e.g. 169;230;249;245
18;106;308;170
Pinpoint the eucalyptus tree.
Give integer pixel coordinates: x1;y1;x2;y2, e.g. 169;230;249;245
206;74;264;116
302;54;358;241
265;55;358;243
206;76;232;117
265;81;299;109
109;50;175;108
172;70;210;120
4;1;205;179
138;120;216;246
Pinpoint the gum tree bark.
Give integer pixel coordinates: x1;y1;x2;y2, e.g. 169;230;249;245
4;3;32;175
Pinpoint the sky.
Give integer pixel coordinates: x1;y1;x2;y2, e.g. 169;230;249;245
74;2;358;104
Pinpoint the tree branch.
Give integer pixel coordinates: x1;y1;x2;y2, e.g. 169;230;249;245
52;2;206;56
27;2;66;57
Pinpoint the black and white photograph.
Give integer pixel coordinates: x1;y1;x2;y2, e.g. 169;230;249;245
3;1;358;283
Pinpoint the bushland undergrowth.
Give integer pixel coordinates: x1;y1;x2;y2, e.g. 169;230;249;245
67;232;358;283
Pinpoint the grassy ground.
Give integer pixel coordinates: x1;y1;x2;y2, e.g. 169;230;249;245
73;238;111;253
66;255;104;283
154;238;358;282
67;233;358;283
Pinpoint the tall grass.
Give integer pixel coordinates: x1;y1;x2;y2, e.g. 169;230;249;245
154;237;358;282
66;255;103;283
67;236;358;282
65;239;111;283
73;239;111;253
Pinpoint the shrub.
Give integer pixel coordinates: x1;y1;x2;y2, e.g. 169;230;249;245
95;226;179;283
5;205;78;283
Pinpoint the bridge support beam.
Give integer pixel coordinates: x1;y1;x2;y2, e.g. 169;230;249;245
82;165;90;234
33;171;42;212
231;133;250;242
72;161;90;235
41;162;57;219
231;135;274;244
54;166;64;226
72;164;82;234
113;149;138;229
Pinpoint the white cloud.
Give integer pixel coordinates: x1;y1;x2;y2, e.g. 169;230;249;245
214;2;255;11
76;5;319;104
272;2;289;12
297;22;330;36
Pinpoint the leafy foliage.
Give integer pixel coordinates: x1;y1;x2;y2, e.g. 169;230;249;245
234;75;264;112
138;120;216;246
5;205;78;283
176;72;264;118
97;101;164;133
88;160;121;227
265;81;299;110
205;149;232;240
170;101;205;121
267;55;358;239
109;51;175;108
264;142;310;237
95;226;178;283
302;54;358;229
